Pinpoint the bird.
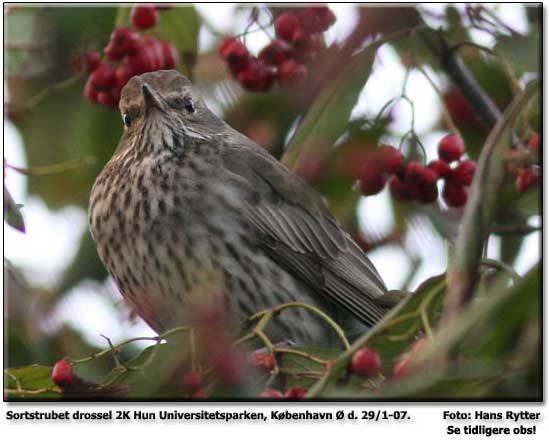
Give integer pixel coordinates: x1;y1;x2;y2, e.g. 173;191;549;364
89;69;396;346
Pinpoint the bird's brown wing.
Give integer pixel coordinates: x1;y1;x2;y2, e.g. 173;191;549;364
221;140;389;326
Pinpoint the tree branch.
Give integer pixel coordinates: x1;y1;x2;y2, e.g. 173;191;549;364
417;27;502;131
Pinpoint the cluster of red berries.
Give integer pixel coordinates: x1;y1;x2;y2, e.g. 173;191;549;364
516;134;540;193
218;6;336;92
355;135;478;208
83;6;177;109
181;370;207;398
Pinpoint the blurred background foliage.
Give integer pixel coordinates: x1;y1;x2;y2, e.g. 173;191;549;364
3;4;541;399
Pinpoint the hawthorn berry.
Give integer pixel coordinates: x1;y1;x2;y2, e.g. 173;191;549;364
377;145;404;174
260;388;284;398
182;371;202;394
90;63;115;89
52;360;74;387
443;89;480;126
418;182;439;203
162;42;179;69
277;59;307;87
249;352;276;372
84;76;98;103
84;52;101;73
131;6;159;30
389;175;416;202
528;134;540;151
275;12;301;40
237;59;275;92
516;168;540;193
450;159;476;186
259;39;294;66
438;134;466;163
350;346;381;377
360;168;386;196
392;338;427;380
219;37;251;74
442;181;468;207
104;27;140;61
428;159;451;179
404;162;438;191
284;386;308;399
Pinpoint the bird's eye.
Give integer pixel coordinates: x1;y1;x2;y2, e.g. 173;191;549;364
184;97;195;113
122;113;132;127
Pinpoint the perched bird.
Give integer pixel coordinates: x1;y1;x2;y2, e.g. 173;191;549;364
89;70;395;346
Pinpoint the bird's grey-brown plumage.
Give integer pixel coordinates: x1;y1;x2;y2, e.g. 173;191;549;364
89;70;393;346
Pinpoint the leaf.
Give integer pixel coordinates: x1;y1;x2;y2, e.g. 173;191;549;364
281;42;380;169
279;346;341;388
446;79;540;317
151;6;201;78
4;185;25;232
306;274;446;397
497;32;540;73
4;365;60;399
376;264;540;399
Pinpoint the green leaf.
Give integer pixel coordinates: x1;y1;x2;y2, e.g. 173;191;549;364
307;274;445;397
282;42;379;169
151;6;201;78
4;185;26;233
5;365;60;399
497;32;540;74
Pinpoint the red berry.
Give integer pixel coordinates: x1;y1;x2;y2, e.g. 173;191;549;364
296;7;323;33
114;63;134;89
438;134;466;163
418;182;439;203
275;12;301;41
427;159;451;178
351;347;381;377
360;168;386;196
404;161;438;190
312;6;336;31
90;63;115;89
392;338;427;380
293;32;324;61
237;59;274;92
277;59;307;87
443;89;481;126
219;37;251;75
259;39;294;66
162;42;178;69
350;347;381;377
190;389;208;399
182;371;202;394
295;155;326;182
104;27;140;61
249;352;276;372
528;134;540;153
449;159;476;186
376;145;404;174
141;36;165;71
52;360;74;386
516;168;540;193
284;386;308;399
442;181;468;207
84;76;98;103
131;6;159;30
389;175;416;202
97;91;116;108
84;52;101;73
260;388;284;398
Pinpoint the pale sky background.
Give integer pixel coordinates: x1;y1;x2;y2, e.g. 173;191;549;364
3;4;540;347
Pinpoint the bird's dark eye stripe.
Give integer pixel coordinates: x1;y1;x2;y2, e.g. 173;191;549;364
123;113;132;127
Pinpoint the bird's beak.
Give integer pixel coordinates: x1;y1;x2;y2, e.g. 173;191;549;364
142;82;164;112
